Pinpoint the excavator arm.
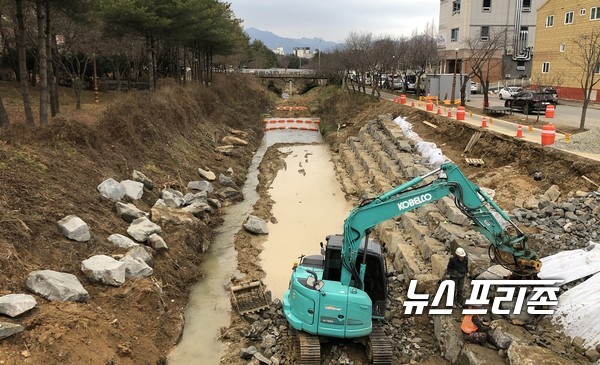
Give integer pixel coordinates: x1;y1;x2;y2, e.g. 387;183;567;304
340;162;541;289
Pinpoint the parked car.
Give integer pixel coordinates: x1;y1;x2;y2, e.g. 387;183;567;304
539;86;559;104
393;78;403;90
470;81;479;94
505;90;557;115
498;86;523;100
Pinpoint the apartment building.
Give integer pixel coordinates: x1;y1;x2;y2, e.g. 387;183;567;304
438;0;544;83
293;47;314;59
532;1;600;101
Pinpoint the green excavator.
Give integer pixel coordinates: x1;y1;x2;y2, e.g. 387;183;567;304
282;162;541;364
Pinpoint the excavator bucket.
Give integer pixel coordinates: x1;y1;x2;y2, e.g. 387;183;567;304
230;280;270;315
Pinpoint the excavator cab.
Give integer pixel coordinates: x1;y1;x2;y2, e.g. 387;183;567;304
321;234;388;318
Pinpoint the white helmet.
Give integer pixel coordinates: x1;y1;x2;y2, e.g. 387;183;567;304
455;247;466;257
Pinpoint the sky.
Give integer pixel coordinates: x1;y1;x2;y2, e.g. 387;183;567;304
228;0;440;43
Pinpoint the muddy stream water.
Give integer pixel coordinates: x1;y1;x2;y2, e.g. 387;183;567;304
169;130;351;364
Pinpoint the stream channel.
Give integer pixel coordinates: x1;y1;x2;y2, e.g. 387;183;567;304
168;129;351;364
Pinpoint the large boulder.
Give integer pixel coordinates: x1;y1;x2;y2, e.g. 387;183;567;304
26;270;89;302
187;180;214;193
81;255;126;286
97;178;125;200
161;188;185;207
197;167;216;181
107;233;139;249
132;170;155;190
0;294;37;317
507;343;573;365
0;322;24;340
147;233;169;252
183;191;208;205
243;215;269;234
119;256;153;278
127;217;162;242
125;246;155;267
151;206;198;225
57;215;90;242
120;180;144;200
115;202;148;223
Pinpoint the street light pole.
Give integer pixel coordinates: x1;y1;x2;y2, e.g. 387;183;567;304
450;48;458;105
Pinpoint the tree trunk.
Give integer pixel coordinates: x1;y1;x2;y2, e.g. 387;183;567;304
74;80;82;110
46;0;58;117
16;0;34;125
36;0;48;125
580;94;590;130
146;35;154;91
460;77;469;106
0;95;10;127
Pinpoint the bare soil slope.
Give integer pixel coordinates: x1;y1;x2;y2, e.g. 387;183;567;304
0;75;273;365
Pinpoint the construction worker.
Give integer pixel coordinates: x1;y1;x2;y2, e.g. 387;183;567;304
461;306;492;345
445;247;468;308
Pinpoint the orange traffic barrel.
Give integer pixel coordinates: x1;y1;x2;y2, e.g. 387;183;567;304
456;106;466;121
426;99;434;111
400;94;407;104
541;123;556;145
545;104;555;118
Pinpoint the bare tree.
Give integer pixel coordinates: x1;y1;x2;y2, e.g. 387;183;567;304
342;32;373;94
15;0;34;125
463;29;506;107
406;23;439;98
36;0;48;125
568;29;600;130
54;15;101;109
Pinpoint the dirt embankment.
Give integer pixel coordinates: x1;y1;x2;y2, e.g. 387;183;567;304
0;75;274;365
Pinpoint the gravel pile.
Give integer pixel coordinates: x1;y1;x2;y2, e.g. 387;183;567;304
553;128;600;154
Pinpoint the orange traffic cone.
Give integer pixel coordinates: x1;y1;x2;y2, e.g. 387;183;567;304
411;100;415;107
481;117;488;128
515;124;524;138
436;107;442;115
447;109;452;117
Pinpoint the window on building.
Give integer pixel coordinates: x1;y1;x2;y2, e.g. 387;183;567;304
522;0;531;11
517;61;526;71
560;43;566;52
565;11;574;24
592;7;600;20
451;28;459;42
580;8;586;16
546;15;554;27
452;0;461;14
542;62;550;73
480;26;490;40
482;0;491;11
595;62;600;74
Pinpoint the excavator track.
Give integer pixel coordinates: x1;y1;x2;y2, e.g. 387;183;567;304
367;323;393;365
292;330;320;365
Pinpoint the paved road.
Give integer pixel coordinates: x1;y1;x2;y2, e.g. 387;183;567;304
467;94;600;130
376;90;600;162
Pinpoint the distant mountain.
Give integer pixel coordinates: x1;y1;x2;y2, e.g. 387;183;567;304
245;27;340;55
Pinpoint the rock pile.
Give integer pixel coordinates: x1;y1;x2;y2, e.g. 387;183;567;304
512;187;600;252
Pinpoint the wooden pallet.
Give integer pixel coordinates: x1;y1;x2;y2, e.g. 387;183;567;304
465;158;485;167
